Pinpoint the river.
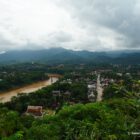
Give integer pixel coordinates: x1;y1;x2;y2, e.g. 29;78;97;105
0;77;58;103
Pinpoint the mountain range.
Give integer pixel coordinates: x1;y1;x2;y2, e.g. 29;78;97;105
0;48;139;64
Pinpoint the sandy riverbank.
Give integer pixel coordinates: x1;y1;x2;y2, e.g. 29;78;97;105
0;77;58;103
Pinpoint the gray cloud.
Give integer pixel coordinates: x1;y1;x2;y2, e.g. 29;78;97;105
0;0;140;51
58;0;140;49
0;34;17;50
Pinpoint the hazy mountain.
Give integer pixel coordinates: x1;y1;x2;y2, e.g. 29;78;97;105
0;48;139;64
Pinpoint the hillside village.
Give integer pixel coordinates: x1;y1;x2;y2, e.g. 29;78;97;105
0;63;140;139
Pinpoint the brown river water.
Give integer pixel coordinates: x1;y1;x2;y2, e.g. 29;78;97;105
0;77;58;103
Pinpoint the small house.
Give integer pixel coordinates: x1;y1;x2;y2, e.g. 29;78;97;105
52;90;61;96
26;106;43;117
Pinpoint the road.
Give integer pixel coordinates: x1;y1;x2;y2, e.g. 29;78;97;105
96;74;103;102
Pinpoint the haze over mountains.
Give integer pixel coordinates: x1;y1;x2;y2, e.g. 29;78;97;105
0;48;139;64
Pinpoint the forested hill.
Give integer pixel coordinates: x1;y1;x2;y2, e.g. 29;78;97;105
0;48;139;64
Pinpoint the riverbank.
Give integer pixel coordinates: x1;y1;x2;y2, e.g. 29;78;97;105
0;77;58;103
0;78;50;94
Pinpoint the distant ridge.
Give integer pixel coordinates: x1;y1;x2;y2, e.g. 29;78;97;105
0;48;139;64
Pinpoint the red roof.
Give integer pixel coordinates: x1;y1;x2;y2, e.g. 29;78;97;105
26;106;43;116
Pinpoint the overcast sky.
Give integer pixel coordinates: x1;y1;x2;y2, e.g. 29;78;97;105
0;0;140;51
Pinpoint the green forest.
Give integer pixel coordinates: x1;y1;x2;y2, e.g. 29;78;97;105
0;63;140;140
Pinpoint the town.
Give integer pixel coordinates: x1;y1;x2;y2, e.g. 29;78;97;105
0;63;140;139
0;63;139;114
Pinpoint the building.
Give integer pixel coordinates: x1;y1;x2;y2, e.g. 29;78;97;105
88;91;96;102
52;90;61;96
26;106;43;117
63;91;71;101
88;84;96;89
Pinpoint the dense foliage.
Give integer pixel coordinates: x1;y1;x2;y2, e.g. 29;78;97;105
0;63;52;92
0;98;140;140
0;63;140;140
3;82;88;113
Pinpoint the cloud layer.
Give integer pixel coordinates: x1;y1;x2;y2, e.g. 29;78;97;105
0;0;140;51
